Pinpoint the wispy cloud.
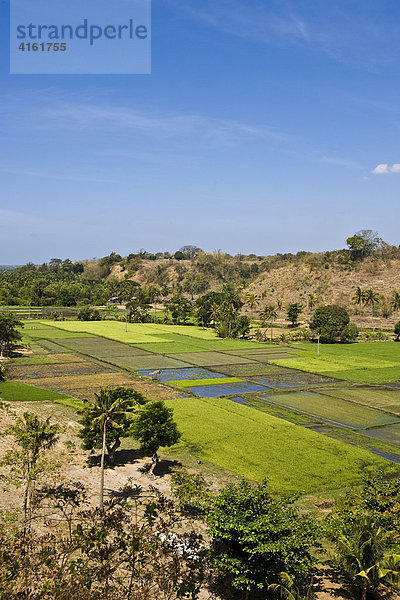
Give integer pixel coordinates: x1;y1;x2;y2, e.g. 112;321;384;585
0;166;115;184
43;101;286;144
372;163;400;175
165;0;400;71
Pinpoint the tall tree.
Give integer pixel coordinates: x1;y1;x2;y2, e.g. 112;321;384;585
260;305;278;341
84;387;141;509
391;291;400;313
286;303;303;327
245;292;258;328
352;287;365;322
363;288;379;331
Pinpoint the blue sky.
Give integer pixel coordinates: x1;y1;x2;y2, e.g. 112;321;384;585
1;0;400;263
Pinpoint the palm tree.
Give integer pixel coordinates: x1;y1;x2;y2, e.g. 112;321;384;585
330;516;400;600
268;572;314;600
363;288;379;331
308;293;318;310
352;287;365;330
276;298;285;338
260;305;278;341
391;291;400;313
245;292;258;328
88;388;133;509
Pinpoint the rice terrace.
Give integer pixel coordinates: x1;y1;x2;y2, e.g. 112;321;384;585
2;316;399;495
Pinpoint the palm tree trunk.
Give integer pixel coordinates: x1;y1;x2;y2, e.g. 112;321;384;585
100;419;107;510
361;580;368;600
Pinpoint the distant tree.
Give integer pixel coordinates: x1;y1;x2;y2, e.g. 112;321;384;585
394;321;400;341
207;479;316;596
286;303;303;327
245;292;258;327
167;295;193;324
352;287;365;320
391;291;400;313
363;289;379;331
174;250;185;261
260;304;278;341
77;306;101;321
346;230;382;261
310;305;356;343
0;313;23;357
131;401;181;473
308;293;318;310
341;322;359;343
233;315;251;339
276;298;285;337
179;245;201;260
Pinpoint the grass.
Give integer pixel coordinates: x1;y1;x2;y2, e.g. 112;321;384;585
9;355;54;365
0;381;80;408
321;387;400;415
37;320;267;352
167;377;243;387
362;423;400;447
272;342;400;383
257;391;399;429
167;396;390;494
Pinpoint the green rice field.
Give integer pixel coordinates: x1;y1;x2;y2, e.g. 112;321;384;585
0;381;81;408
167;396;388;494
320;387;400;415
256;391;400;429
11;320;399;484
272;342;400;383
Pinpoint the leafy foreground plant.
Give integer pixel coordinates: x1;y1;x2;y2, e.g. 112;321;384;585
207;479;317;599
328;515;400;600
0;482;208;600
2;412;58;525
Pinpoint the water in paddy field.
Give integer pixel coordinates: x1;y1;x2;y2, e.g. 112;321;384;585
137;367;225;381
229;396;248;405
313;426;400;464
188;382;270;397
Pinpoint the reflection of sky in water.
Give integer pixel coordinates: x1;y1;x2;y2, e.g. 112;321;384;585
137;367;225;381
189;382;269;397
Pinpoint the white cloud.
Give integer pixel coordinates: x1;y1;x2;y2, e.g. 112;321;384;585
372;163;390;174
372;163;400;175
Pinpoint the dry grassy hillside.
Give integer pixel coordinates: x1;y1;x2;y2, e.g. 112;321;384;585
104;249;400;328
245;256;400;327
